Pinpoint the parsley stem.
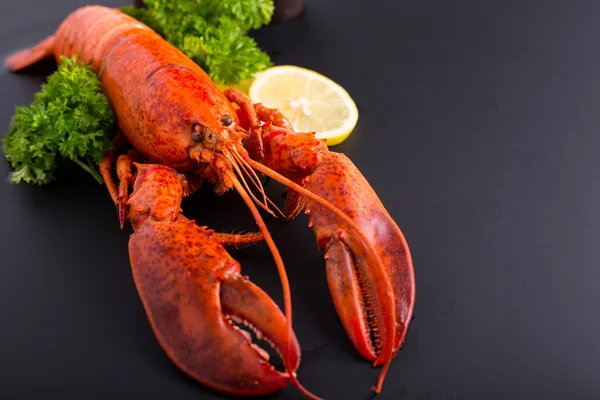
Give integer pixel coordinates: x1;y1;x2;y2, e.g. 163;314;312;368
72;157;104;185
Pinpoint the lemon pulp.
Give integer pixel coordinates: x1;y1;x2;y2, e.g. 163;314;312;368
249;65;358;146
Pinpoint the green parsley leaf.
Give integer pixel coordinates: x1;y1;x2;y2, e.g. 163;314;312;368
121;0;274;85
2;55;115;185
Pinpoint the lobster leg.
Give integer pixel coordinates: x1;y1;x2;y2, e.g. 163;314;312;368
100;144;144;228
281;182;308;221
224;88;265;161
103;147;264;248
124;162;301;396
224;88;260;128
213;232;265;247
99;134;127;206
254;103;295;131
116;150;144;227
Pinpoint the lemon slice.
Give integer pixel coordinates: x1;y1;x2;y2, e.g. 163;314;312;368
249;65;358;146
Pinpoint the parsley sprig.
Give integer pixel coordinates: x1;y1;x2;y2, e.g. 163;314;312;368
2;55;115;185
121;0;275;85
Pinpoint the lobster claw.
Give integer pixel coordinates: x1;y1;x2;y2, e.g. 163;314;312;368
305;152;415;367
256;126;415;368
126;164;301;397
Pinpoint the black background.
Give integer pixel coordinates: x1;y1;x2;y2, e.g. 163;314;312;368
2;1;600;399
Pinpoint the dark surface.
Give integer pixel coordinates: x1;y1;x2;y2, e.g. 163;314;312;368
1;0;600;399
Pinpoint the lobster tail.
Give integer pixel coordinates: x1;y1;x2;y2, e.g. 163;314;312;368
4;34;56;71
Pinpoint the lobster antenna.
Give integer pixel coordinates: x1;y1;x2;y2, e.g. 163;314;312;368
229;154;277;217
246;158;397;394
226;170;324;400
231;145;272;208
229;150;285;218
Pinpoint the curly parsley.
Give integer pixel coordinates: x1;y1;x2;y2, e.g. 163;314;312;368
2;55;115;185
121;0;274;85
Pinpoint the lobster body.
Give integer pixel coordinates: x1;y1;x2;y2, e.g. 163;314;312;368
25;5;239;172
6;4;416;399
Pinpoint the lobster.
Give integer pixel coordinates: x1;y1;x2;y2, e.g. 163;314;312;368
5;4;415;399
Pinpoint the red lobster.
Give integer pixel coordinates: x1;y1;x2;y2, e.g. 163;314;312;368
5;5;415;399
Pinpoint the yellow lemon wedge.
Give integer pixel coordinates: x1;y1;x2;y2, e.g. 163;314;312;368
249;65;359;146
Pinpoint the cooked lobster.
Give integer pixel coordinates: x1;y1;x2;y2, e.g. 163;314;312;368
5;4;415;399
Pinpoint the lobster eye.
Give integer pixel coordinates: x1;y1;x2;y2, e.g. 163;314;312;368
221;114;233;126
191;123;204;142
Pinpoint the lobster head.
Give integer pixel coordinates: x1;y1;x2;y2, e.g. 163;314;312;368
126;58;246;175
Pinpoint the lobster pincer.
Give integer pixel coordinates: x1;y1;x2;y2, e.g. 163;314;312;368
125;163;301;396
304;151;415;368
230;97;416;392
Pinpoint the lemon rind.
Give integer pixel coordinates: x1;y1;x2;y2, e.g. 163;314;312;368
249;65;358;146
